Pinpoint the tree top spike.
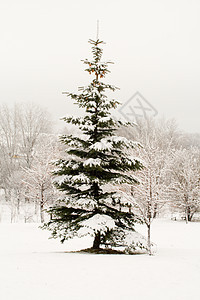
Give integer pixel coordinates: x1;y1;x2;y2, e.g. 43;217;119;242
96;20;99;40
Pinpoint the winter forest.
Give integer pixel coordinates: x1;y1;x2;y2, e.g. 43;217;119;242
1;37;200;300
1;38;200;246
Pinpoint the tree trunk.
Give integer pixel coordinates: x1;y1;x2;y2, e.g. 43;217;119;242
17;194;20;215
92;232;101;249
153;203;158;219
147;224;152;255
40;187;44;223
185;207;192;223
188;212;194;222
40;201;44;223
187;207;194;222
185;212;188;224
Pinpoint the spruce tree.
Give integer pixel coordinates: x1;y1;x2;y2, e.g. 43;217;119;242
44;38;143;250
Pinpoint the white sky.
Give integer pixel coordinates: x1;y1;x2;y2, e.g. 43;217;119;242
1;0;200;133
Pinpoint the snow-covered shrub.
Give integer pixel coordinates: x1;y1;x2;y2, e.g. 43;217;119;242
102;228;156;254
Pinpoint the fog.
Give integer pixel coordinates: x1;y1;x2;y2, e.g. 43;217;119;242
1;0;200;132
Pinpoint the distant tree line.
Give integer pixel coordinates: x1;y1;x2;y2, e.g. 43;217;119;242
115;118;200;252
0;102;199;230
0;103;62;222
117;118;200;222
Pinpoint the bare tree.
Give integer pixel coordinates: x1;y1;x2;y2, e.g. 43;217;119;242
22;134;61;222
0;103;53;222
130;147;168;254
116;118;180;253
18;103;53;168
0;104;21;201
167;147;200;222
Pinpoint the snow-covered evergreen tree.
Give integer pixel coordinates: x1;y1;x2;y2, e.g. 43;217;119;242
44;38;143;249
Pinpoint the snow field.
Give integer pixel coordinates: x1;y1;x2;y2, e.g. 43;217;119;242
0;220;200;300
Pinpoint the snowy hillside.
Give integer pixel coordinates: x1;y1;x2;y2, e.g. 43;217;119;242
0;219;199;300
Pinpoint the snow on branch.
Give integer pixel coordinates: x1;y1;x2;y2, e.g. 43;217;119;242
83;158;102;167
79;214;115;236
54;174;91;185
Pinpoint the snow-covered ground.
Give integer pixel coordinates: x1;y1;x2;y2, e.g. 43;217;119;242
0;220;200;300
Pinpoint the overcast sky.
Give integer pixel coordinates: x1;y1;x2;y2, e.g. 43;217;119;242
1;0;200;133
